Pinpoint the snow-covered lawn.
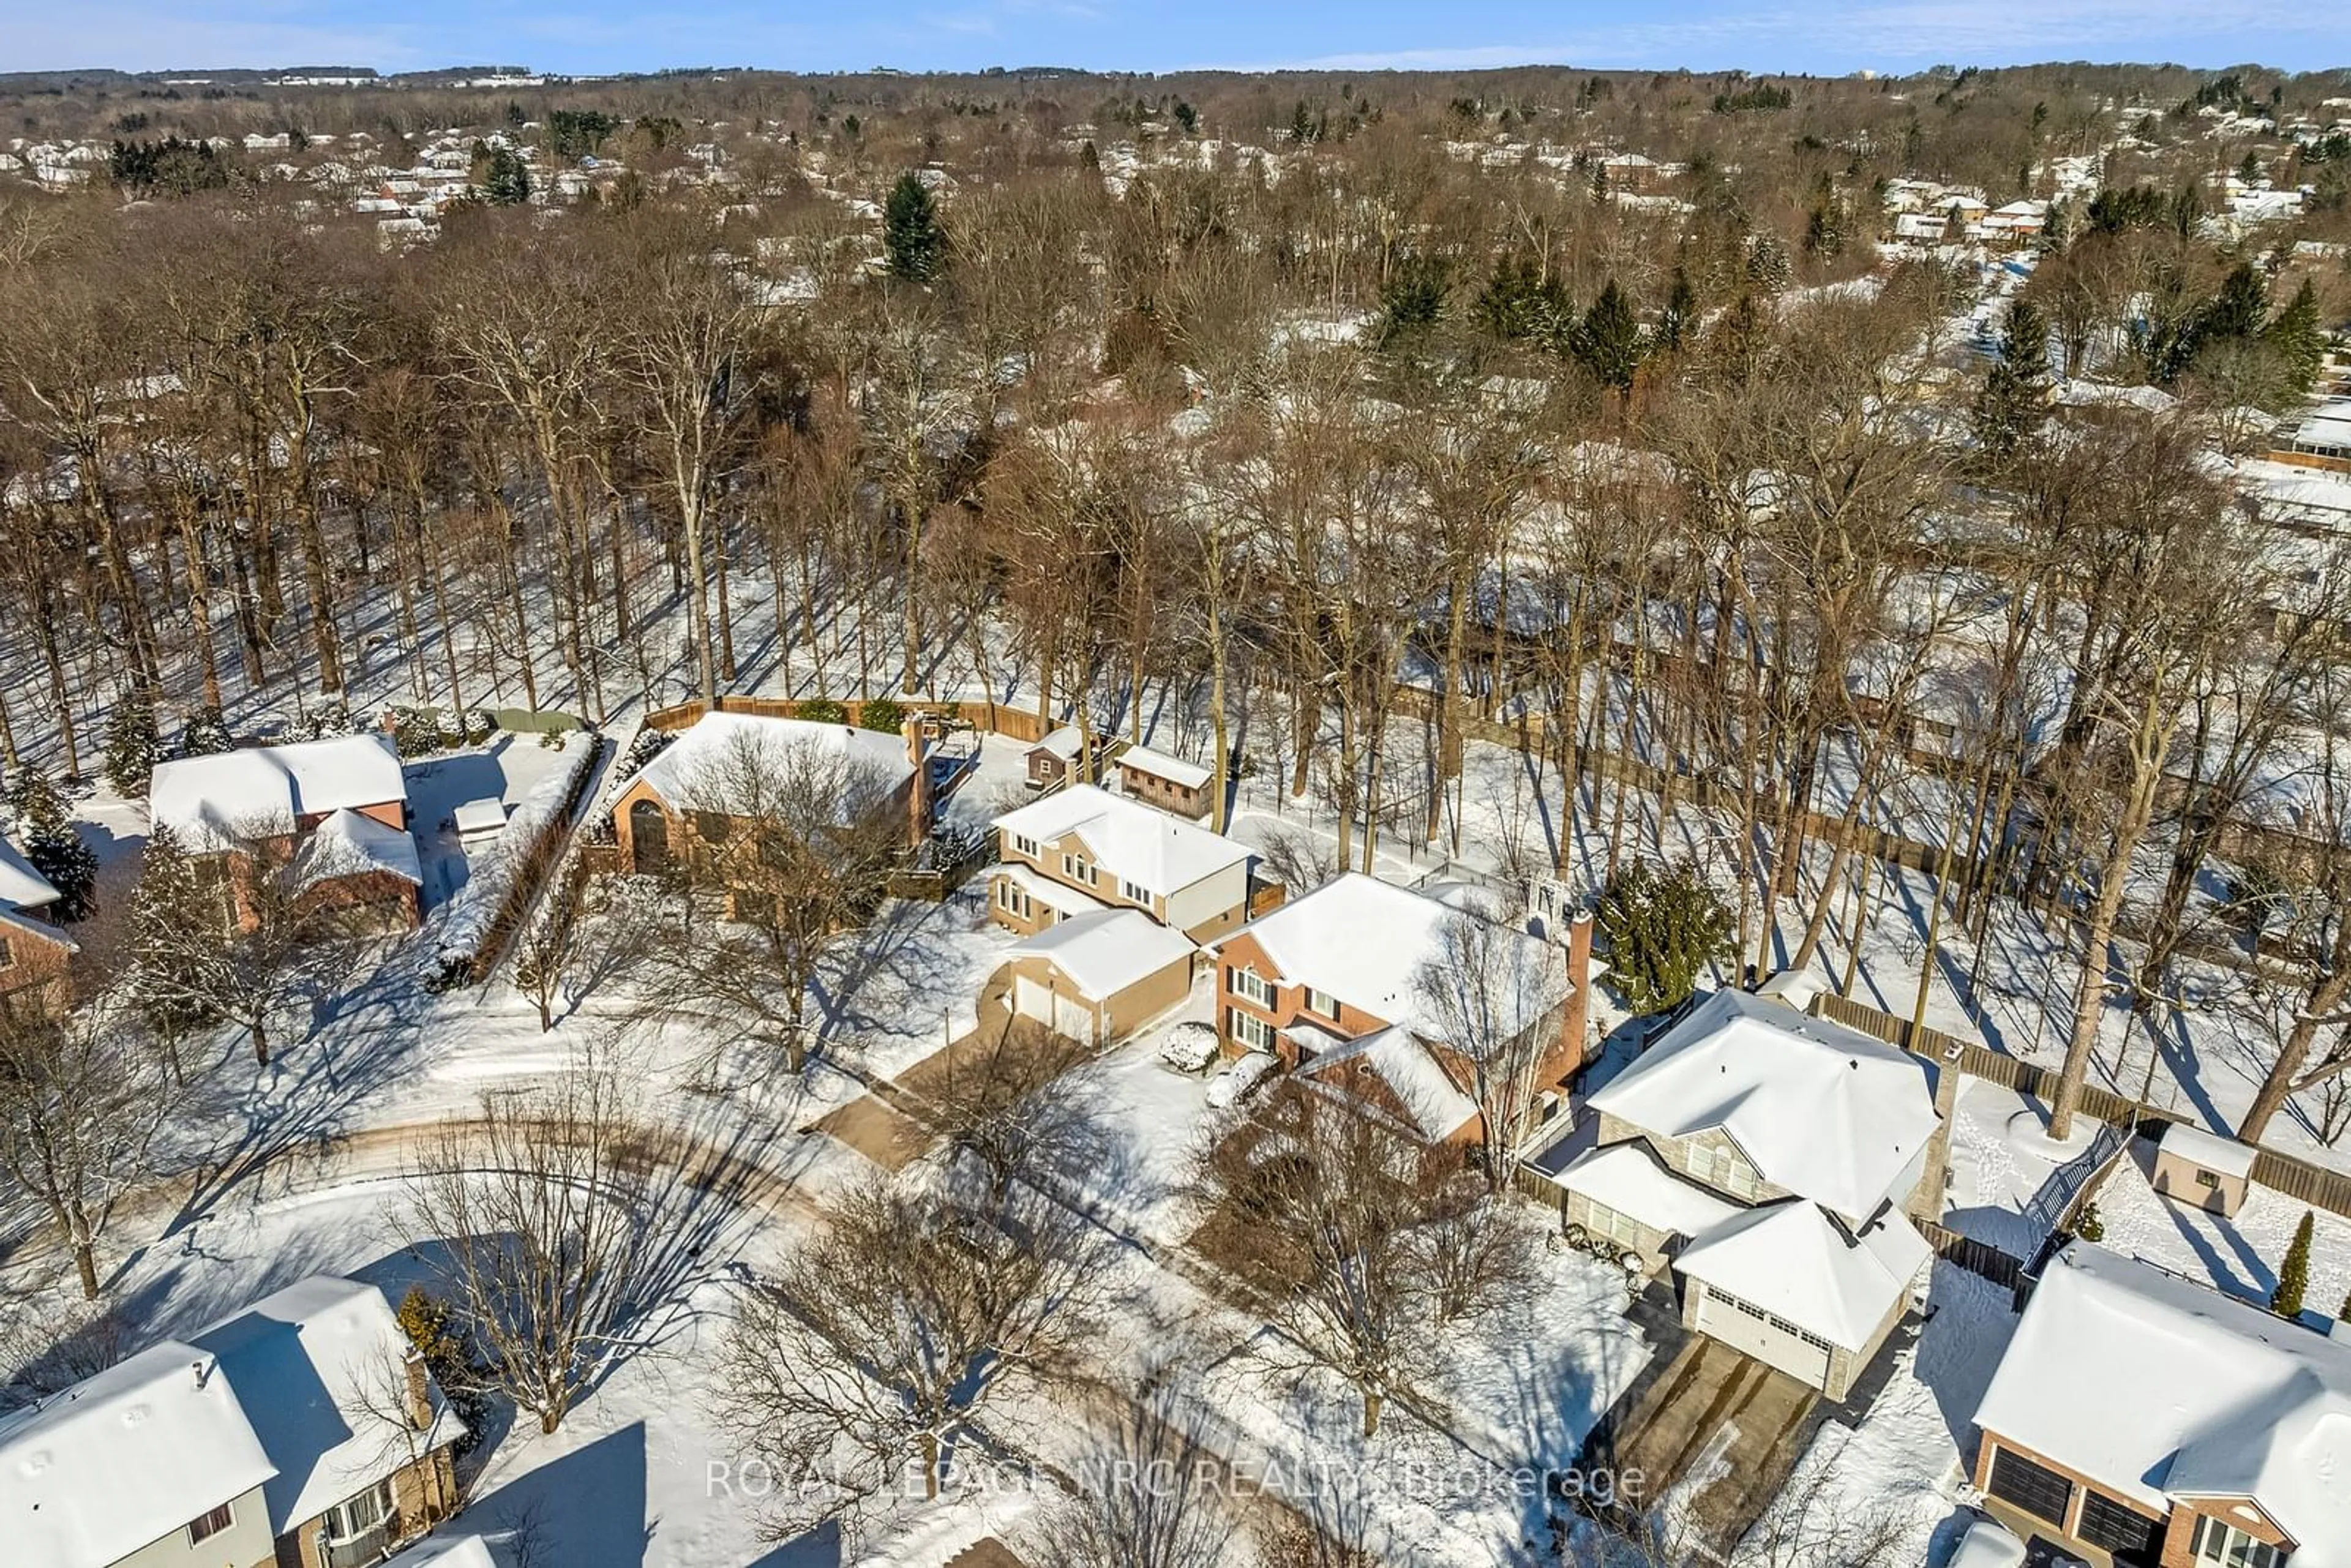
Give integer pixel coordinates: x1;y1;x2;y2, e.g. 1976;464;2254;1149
2095;1141;2351;1316
405;731;589;910
1941;1078;2107;1258
1744;1263;2018;1567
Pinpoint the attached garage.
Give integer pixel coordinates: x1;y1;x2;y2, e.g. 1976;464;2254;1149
1689;1281;1833;1390
999;909;1198;1048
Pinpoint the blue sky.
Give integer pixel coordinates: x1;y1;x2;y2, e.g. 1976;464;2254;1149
3;1;2345;78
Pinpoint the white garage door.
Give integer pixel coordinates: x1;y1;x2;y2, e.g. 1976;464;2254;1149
1013;974;1052;1023
1692;1283;1834;1390
1053;991;1097;1044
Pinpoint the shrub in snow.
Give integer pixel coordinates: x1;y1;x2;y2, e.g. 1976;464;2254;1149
2073;1199;2104;1242
427;729;601;989
173;706;234;757
388;705;454;759
2272;1209;2314;1318
1595;857;1732;1015
857;696;906;734
10;770;96;922
295;701;357;740
612;727;670;785
797;697;848;725
100;700;161;796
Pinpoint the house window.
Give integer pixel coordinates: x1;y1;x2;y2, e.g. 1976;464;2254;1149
187;1502;234;1545
323;1480;393;1543
1588;1202;1644;1248
694;810;730;843
1303;987;1338;1019
2077;1490;2162;1562
1011;834;1039;858
2195;1169;2221;1190
1229;1008;1276;1051
1985;1446;2074;1528
2191;1517;2285;1568
0;934;12;969
1060;853;1097;886
995;882;1032;920
1228;966;1275;1007
1120;879;1151;904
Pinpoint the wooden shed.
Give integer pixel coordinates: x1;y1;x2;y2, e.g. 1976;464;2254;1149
2150;1122;2256;1217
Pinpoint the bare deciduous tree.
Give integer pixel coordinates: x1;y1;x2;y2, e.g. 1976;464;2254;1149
1413;905;1569;1181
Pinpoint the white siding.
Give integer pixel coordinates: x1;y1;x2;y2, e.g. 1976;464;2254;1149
1164;861;1249;935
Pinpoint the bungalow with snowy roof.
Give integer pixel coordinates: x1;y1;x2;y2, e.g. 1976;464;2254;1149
1210;872;1594;1152
148;733;420;934
1971;1242;2351;1568
988;784;1256;942
0;836;77;1018
1113;744;1218;820
610;710;928;879
1553;988;1943;1400
0;1275;463;1568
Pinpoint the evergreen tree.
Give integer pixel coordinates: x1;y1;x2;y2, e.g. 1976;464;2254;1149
175;706;234;757
2265;277;2327;394
1172;100;1199;135
883;171;945;282
127;821;220;1043
1595;858;1733;1015
2199;262;2270;347
1471;255;1572;345
1972;298;2053;470
9;770;97;923
1374;257;1447;349
1572;278;1645;392
100;700;161;797
2073;1200;2104;1242
481;145;532;206
1654;268;1698;354
2272;1208;2314;1317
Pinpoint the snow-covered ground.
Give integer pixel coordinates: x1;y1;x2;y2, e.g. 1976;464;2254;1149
2094;1141;2351;1317
1941;1078;2107;1259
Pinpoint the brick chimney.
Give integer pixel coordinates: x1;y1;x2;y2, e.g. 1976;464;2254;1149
902;718;932;847
1909;1039;1965;1225
1559;910;1595;1078
403;1348;433;1431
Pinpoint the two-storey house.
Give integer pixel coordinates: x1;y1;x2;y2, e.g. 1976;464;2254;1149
1558;988;1941;1400
986;785;1253;942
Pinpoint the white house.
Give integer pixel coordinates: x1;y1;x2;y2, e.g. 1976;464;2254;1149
1556;989;1943;1398
988;784;1255;942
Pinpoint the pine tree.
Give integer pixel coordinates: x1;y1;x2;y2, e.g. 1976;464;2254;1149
100;699;161;797
1595;858;1734;1015
1972;298;2053;470
2265;277;2327;394
1572;278;1645;392
175;706;234;757
1654;268;1697;354
126;821;220;1046
2073;1200;2104;1242
481;145;531;206
10;770;97;922
883;171;945;282
2272;1209;2315;1318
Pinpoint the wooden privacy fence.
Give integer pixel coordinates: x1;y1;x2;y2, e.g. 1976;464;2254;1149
1810;991;2351;1222
1916;1219;2025;1290
643;694;1049;743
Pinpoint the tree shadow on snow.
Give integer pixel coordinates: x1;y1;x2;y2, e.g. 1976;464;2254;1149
475;1420;653;1568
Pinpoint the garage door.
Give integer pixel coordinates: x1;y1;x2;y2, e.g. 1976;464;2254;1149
1013;974;1052;1024
1053;991;1097;1044
1692;1283;1833;1390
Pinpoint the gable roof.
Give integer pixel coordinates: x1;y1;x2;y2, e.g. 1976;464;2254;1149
992;785;1250;897
1008;907;1196;999
299;808;423;888
386;1536;497;1568
190;1275;462;1536
2159;1121;2259;1181
1298;1024;1480;1142
630;712;913;819
150;735;407;852
1587;989;1938;1223
1556;1140;1744;1242
0;1341;277;1568
1116;744;1213;791
1974;1243;2351;1560
1672;1198;1930;1350
1221;872;1565;1045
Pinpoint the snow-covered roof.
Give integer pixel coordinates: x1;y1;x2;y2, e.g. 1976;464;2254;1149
0;904;79;956
630;711;913;820
1673;1199;1930;1350
1974;1243;2351;1559
1116;744;1213;791
1222;872;1566;1044
299;808;422;887
451;797;508;836
2159;1121;2259;1180
150;735;407;851
993;785;1250;898
1556;1141;1744;1239
1028;726;1084;760
0;1341;277;1568
1300;1025;1480;1141
191;1276;463;1537
0;835;61;912
1008;907;1196;999
1588;989;1938;1224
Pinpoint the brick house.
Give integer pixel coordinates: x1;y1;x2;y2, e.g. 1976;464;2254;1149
1972;1242;2351;1568
987;785;1253;942
610;711;928;879
1554;989;1943;1401
1209;873;1593;1150
149;735;420;934
0;838;77;1018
